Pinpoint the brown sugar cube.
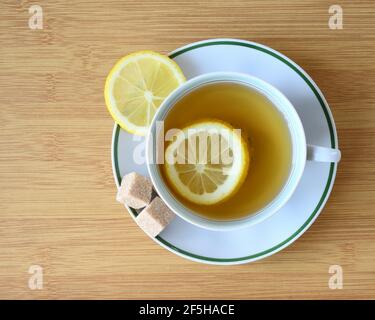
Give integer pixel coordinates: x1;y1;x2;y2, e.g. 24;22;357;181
116;172;153;209
136;197;175;237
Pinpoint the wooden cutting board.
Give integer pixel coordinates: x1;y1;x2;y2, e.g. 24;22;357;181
0;0;374;299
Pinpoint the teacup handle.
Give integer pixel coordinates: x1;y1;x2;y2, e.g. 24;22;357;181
307;144;341;162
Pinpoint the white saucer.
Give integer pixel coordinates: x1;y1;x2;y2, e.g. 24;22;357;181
111;38;339;265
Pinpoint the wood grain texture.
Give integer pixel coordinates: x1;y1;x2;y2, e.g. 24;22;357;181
0;0;374;299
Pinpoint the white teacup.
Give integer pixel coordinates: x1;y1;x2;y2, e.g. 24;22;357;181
146;72;341;231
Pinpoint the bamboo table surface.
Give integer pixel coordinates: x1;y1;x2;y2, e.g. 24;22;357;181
0;0;374;299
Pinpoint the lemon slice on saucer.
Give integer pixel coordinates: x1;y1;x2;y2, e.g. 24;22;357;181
164;120;250;205
104;51;185;135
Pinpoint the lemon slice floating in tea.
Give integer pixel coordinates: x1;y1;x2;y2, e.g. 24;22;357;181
104;51;185;135
164;120;250;205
